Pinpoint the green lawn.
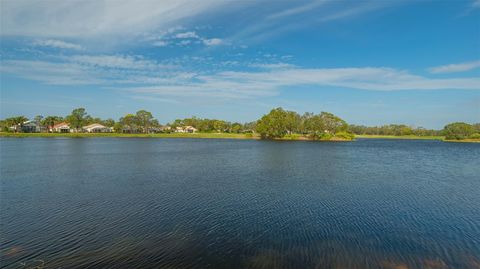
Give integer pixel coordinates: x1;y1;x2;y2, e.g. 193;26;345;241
355;134;444;140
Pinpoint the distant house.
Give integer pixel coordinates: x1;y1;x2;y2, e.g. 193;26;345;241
175;126;198;133
21;120;44;133
51;122;71;133
185;126;198;133
160;126;172;132
83;123;112;133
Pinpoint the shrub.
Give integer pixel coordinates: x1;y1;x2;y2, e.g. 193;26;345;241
469;133;480;139
319;132;333;140
244;133;253;138
335;131;355;140
283;134;300;140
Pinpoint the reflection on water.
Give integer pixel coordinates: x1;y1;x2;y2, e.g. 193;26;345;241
1;138;479;268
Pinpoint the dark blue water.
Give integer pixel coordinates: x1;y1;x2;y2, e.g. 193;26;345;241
1;138;479;268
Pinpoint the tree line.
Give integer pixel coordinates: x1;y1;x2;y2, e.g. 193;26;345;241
0;108;255;134
1;107;479;140
349;123;480;140
255;107;353;140
349;124;441;136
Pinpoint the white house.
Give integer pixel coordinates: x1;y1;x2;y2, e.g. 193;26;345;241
82;123;111;133
51;122;71;133
175;126;198;133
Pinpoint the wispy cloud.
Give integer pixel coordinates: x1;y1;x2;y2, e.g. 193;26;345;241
152;41;169;47
3;56;479;95
69;55;172;70
0;60;104;85
126;67;480;100
33;39;83;50
2;0;398;47
0;54;178;85
249;63;295;69
144;27;223;47
203;38;223;46
473;0;480;8
175;31;199;39
428;60;480;74
228;1;396;44
0;1;222;37
266;1;328;20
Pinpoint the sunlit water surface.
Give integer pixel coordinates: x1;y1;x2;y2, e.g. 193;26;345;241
1;138;479;268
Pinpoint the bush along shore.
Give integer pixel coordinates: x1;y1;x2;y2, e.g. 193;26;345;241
1;107;479;142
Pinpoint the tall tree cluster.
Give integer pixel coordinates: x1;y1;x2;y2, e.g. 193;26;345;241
255;108;350;139
349;124;436;136
442;122;480;140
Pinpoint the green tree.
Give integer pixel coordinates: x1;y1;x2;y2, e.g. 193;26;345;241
5;116;28;132
319;112;348;134
119;114;137;133
231;123;242;133
213;120;228;132
113;122;123;133
34;115;44;125
256;107;292;139
285;111;301;134
66;108;88;132
303;114;325;138
42;116;64;132
443;122;475;140
102;118;116;127
135;110;155;133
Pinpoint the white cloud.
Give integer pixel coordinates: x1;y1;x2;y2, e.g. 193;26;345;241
203;38;222;46
0;0;222;37
249;63;295;69
152;41;169;47
1;0;395;48
267;0;328;20
473;0;480;8
429;60;480;74
0;60;104;85
0;55;178;85
126;67;480;100
33;39;83;50
228;1;395;44
178;40;192;46
3;56;479;99
69;55;166;70
174;31;199;39
144;27;223;47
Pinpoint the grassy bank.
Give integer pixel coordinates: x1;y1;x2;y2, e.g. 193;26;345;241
444;138;480;143
355;134;444;140
0;132;354;142
3;132;478;143
0;132;259;139
356;134;480;143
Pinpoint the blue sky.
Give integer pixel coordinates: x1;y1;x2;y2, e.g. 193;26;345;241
1;0;479;128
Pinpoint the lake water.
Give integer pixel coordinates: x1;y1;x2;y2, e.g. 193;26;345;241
1;138;479;268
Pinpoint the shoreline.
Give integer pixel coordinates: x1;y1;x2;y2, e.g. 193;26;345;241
356;135;480;143
1;132;479;143
0;132;258;140
354;134;444;140
0;132;352;142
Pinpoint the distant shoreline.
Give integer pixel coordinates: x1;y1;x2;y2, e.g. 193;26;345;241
355;134;444;140
0;132;256;140
1;132;479;143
